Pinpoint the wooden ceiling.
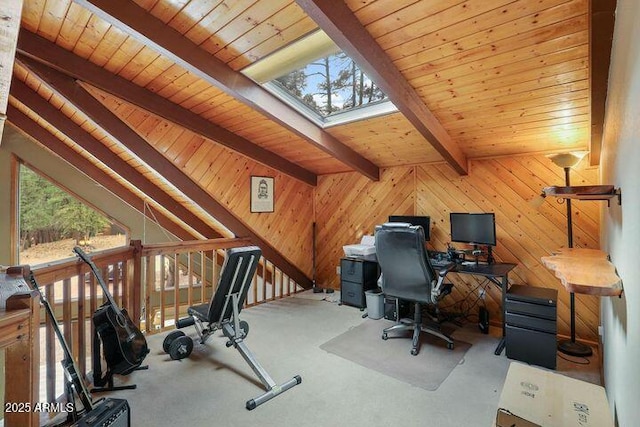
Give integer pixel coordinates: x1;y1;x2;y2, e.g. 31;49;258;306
2;0;615;284
12;0;599;174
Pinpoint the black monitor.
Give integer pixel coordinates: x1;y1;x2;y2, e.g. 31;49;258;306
450;213;496;246
388;215;430;241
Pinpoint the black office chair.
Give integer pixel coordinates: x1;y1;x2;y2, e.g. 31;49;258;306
166;246;301;410
375;223;455;355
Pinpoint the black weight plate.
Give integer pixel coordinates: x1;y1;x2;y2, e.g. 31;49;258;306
163;330;185;353
239;320;249;338
169;335;193;360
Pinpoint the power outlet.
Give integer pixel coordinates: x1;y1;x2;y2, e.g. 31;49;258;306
336;266;341;276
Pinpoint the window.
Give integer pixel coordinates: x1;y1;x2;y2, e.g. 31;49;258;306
18;164;126;265
242;30;397;127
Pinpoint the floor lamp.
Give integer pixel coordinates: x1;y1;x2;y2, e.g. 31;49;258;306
547;152;593;357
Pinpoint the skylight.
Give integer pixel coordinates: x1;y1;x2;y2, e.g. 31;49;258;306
242;30;396;127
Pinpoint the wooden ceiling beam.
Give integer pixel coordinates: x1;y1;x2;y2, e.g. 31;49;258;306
10;77;222;240
0;0;23;140
22;61;312;288
17;30;317;187
295;0;468;175
589;0;617;166
72;0;379;181
6;106;197;241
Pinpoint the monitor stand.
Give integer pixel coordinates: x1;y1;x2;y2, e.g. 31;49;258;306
486;246;494;264
472;245;494;265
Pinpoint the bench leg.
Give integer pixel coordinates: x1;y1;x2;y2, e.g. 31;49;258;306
222;322;302;410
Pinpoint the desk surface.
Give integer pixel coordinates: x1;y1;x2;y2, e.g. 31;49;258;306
454;262;516;277
432;261;517;277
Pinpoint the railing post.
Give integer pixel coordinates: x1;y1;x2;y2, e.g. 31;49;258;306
130;240;143;328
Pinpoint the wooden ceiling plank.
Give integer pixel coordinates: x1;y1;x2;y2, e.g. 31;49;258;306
204;0;290;57
348;0;422;27
184;0;259;47
296;0;468;175
6;105;197;241
57;3;94;52
413;42;588;99
36;0;71;41
226;17;317;70
589;0;616;166
20;61;312;288
21;0;46;34
167;0;224;35
402;16;588;81
0;0;23;140
10;76;222;240
424;63;589;108
214;3;307;64
72;0;379;181
17;31;317;186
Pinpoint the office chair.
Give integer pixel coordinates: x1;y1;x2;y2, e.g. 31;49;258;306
166;246;301;410
375;223;455;355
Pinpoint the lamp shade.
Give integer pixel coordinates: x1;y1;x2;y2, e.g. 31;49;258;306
547;151;588;169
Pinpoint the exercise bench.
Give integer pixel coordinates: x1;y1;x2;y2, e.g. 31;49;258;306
164;246;302;410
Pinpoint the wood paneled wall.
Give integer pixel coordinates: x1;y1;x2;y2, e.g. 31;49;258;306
91;90;315;279
315;155;601;342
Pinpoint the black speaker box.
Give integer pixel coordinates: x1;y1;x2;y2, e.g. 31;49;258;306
478;306;489;334
73;398;130;427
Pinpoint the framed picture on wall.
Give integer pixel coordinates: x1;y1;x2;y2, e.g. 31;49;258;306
250;176;274;213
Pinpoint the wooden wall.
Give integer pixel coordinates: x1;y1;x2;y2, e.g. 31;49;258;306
315;154;601;342
92;90;315;279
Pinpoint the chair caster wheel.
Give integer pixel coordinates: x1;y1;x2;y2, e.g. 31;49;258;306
163;330;185;354
410;348;418;356
382;333;388;340
169;335;193;360
226;340;234;348
447;342;454;350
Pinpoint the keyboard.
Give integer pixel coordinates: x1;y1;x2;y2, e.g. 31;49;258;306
430;258;454;269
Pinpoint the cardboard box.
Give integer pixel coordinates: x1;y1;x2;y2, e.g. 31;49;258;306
496;362;613;427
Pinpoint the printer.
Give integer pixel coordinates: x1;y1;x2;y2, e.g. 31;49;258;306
343;235;376;261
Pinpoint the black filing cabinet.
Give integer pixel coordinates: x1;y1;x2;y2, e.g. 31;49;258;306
340;258;378;309
505;284;558;369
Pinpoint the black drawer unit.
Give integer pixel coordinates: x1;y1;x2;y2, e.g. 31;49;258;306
340;258;378;309
505;284;558;370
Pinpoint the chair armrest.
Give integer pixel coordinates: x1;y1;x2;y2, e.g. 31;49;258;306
438;263;456;277
432;264;455;302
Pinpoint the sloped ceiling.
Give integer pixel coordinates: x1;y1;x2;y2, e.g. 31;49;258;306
3;0;616;285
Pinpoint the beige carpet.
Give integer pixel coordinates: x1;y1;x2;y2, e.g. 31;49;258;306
320;318;471;391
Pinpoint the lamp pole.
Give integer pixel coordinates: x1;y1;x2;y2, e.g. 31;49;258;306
557;166;593;357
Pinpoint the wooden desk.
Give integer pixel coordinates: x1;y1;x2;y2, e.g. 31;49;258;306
541;248;622;296
1;270;40;427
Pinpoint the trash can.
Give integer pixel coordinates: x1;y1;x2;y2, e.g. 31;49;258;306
365;289;384;320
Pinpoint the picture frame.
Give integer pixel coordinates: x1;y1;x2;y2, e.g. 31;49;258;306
250;176;274;213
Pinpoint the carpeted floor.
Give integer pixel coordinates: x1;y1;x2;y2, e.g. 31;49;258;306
93;291;601;427
320;319;471;390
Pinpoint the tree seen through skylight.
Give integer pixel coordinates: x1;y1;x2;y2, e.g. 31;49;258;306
274;51;386;117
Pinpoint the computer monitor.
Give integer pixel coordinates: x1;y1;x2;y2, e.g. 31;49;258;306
449;213;496;246
388;215;430;241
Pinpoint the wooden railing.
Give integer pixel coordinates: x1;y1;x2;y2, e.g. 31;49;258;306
28;238;304;404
